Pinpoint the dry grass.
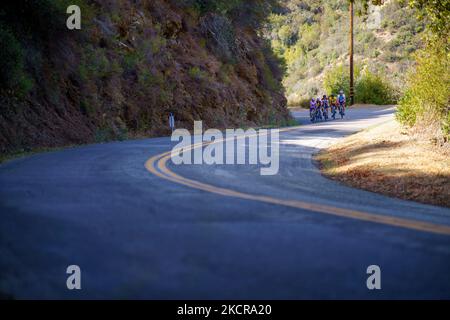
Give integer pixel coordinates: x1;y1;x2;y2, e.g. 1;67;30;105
316;119;450;207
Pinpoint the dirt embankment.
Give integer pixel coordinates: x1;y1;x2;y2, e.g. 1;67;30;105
316;119;450;207
0;0;291;154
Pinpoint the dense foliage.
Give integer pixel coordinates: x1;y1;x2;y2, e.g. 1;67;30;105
0;0;292;153
266;0;425;105
323;64;395;104
0;27;30;94
355;69;396;105
408;0;450;37
396;0;450;141
0;0;89;94
177;0;281;28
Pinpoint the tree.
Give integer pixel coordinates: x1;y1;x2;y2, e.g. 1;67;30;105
347;1;384;105
408;0;450;37
396;0;450;141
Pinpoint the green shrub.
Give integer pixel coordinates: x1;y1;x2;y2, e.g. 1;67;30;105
267;0;425;102
323;64;360;98
0;0;92;41
95;127;114;143
188;66;207;80
138;70;164;87
95;124;129;143
355;70;395;105
79;47;122;81
443;111;450;139
123;50;145;72
177;0;279;28
0;26;33;95
287;97;310;109
396;42;450;138
199;13;237;62
80;100;95;116
396;91;417;127
324;64;395;105
219;63;234;84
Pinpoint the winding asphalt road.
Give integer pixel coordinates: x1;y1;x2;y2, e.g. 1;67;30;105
1;106;450;299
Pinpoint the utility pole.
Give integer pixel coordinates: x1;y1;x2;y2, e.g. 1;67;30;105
349;0;354;106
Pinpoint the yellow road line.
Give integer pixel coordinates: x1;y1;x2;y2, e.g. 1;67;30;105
144;127;450;236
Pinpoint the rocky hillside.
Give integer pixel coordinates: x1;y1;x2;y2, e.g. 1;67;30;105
0;0;291;154
266;0;425;105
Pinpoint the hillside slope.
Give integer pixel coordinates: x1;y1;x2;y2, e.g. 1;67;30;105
0;0;291;154
266;0;425;104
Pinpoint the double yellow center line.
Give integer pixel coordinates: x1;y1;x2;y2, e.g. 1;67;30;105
145;126;450;236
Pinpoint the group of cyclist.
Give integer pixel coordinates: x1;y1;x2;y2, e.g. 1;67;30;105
310;90;346;122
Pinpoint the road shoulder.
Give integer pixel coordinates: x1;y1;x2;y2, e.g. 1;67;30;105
315;119;450;208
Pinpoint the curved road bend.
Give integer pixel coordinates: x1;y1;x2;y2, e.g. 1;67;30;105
1;106;450;299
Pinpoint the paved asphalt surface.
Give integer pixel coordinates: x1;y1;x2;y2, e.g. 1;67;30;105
1;106;450;299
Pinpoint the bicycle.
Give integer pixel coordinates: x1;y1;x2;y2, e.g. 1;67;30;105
331;104;337;120
322;106;329;121
338;102;345;119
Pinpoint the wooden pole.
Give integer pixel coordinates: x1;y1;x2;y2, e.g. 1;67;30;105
349;0;354;106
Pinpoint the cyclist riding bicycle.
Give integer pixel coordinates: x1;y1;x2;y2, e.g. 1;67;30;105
310;97;316;110
329;94;337;107
321;95;329;120
337;90;346;116
310;98;317;122
338;90;346;107
321;95;329;108
316;98;322;120
329;94;337;119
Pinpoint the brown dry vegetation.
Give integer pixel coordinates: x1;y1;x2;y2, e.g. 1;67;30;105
0;0;291;154
316;119;450;207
